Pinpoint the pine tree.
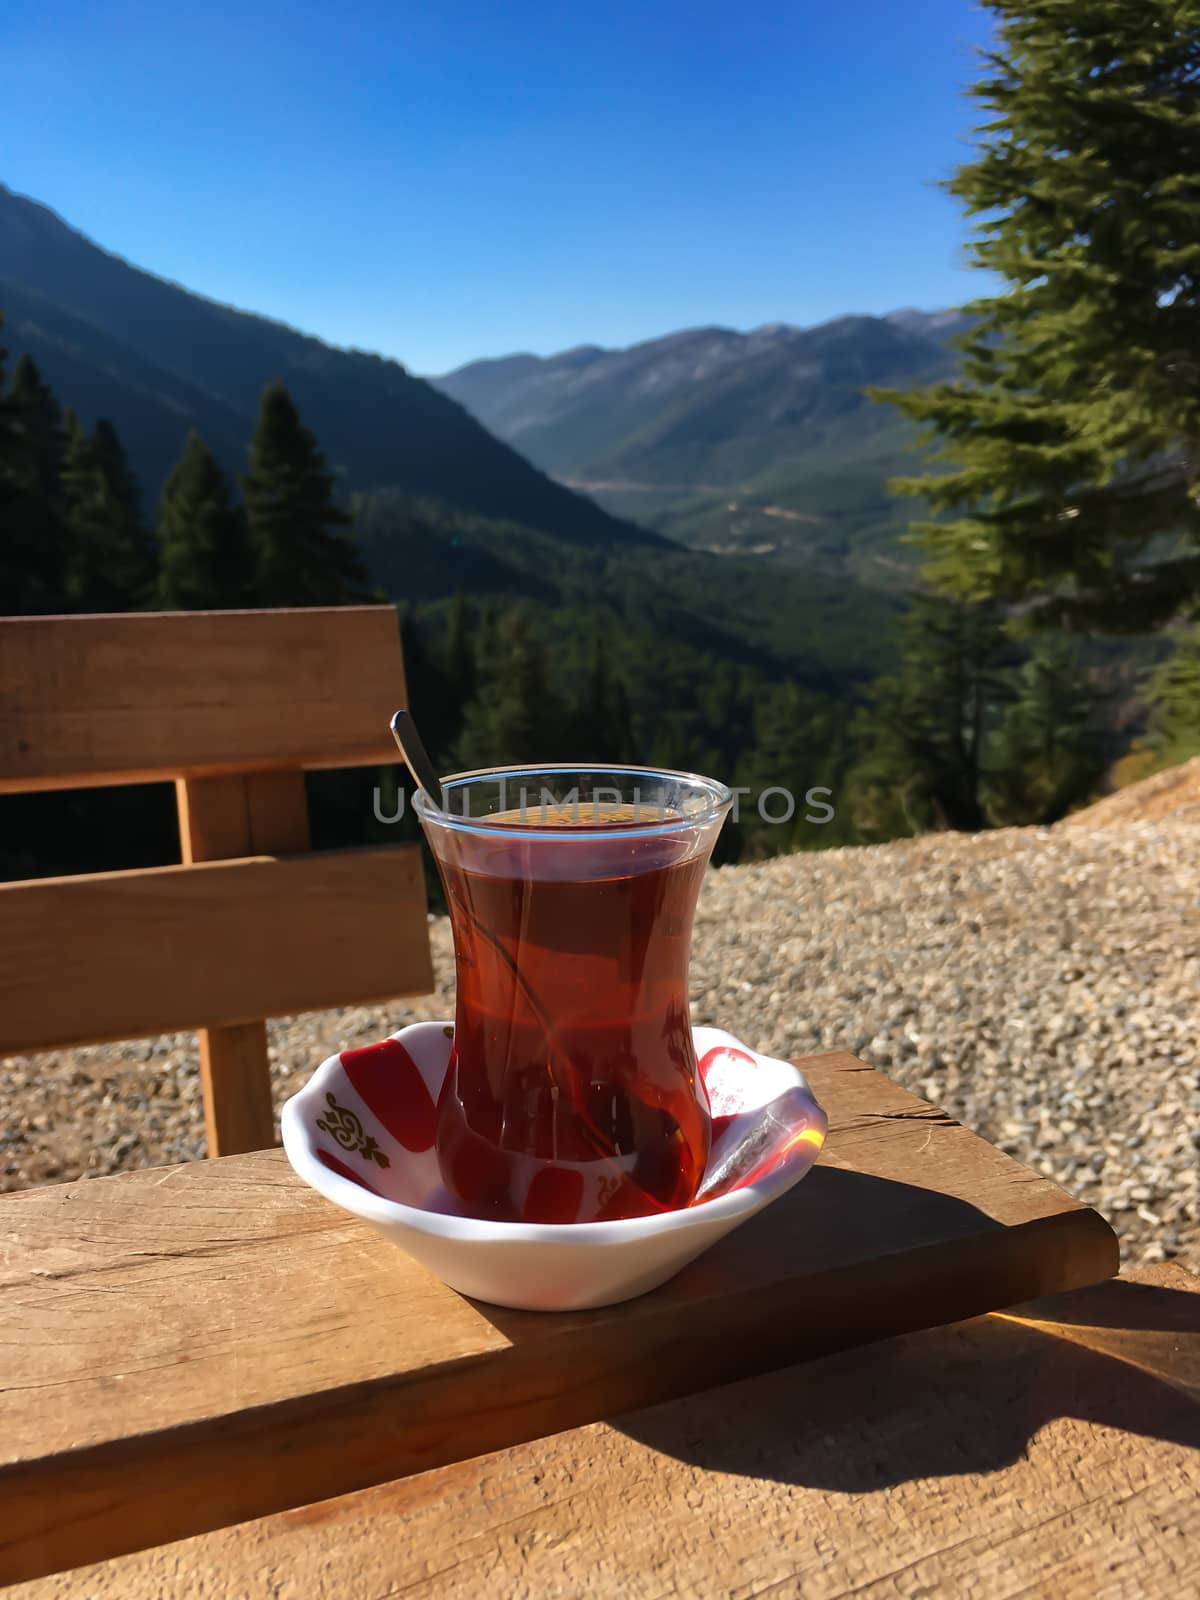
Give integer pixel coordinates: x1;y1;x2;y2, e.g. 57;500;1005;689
61;412;154;610
11;355;66;508
446;590;477;710
475;604;498;670
1;335;69;612
572;634;634;762
988;638;1109;824
436;589;478;755
157;431;252;609
243;381;366;606
452;607;568;768
739;682;842;856
610;674;635;763
0;317;24;613
397;609;443;757
876;2;1200;631
848;596;1014;835
1144;625;1200;765
448;602;499;768
91;421;143;524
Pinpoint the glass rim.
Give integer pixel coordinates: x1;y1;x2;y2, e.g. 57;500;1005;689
412;762;734;841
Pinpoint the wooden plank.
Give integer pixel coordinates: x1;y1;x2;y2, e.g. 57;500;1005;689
0;846;433;1055
174;775;251;862
198;1022;276;1158
177;771;313;1155
244;771;312;856
0;607;407;794
0;1054;1118;1583
18;1267;1194;1600
177;775;273;1155
177;773;313;867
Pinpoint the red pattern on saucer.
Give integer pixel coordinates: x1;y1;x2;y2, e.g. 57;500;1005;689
340;1038;438;1153
698;1043;758;1116
315;1146;386;1196
317;1029;822;1216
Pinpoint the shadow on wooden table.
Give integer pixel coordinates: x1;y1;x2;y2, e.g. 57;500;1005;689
478;1161;1106;1364
612;1267;1200;1494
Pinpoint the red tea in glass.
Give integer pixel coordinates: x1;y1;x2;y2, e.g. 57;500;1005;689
415;770;732;1223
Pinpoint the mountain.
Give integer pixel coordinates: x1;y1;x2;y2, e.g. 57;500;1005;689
0;184;656;548
0;185;918;880
0;182;906;769
432;311;967;582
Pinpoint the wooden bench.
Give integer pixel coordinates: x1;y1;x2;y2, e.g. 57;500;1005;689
0;607;433;1155
0;1052;1122;1584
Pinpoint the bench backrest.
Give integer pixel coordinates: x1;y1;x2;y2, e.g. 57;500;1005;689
0;606;433;1154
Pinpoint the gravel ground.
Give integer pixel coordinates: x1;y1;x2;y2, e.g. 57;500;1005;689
3;819;1197;1271
1062;754;1200;828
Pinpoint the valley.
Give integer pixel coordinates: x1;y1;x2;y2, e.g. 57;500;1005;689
433;311;967;584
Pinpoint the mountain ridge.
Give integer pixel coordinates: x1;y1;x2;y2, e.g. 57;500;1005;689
436;307;962;376
431;310;967;580
0;183;658;548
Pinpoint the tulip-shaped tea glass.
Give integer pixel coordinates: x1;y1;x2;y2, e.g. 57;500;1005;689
415;766;733;1224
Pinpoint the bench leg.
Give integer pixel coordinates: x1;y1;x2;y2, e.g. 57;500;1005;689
199;1021;276;1155
176;773;310;1156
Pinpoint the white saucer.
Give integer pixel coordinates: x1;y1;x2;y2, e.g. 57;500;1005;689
281;1022;827;1311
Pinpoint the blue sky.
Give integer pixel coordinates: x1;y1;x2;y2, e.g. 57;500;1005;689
5;0;995;373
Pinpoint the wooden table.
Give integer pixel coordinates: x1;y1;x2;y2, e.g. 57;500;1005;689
13;1265;1198;1598
5;1050;1173;1593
